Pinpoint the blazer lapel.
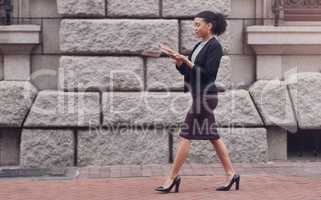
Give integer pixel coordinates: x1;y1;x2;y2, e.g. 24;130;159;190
188;41;201;60
192;37;216;64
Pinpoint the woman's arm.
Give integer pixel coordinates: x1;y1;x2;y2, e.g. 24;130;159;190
183;59;194;70
175;62;189;75
173;43;222;78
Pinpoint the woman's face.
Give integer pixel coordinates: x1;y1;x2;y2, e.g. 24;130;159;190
193;17;213;39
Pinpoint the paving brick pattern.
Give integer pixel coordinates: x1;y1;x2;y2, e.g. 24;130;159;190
0;161;320;200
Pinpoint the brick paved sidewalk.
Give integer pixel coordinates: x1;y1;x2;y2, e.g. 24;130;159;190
0;161;320;200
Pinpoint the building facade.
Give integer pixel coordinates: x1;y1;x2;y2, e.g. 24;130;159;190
0;0;320;169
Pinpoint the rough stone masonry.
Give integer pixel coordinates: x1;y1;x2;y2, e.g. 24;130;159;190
2;0;319;169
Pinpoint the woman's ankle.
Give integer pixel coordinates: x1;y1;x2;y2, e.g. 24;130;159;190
226;171;235;176
169;174;178;180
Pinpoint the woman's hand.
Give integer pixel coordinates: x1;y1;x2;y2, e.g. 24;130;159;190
171;53;194;70
159;43;191;68
172;53;195;70
175;58;183;67
160;43;188;62
171;53;188;63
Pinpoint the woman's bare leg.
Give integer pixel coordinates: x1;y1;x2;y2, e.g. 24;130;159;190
210;138;236;186
161;136;191;188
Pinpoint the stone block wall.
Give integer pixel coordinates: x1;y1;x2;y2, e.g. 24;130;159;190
0;0;279;169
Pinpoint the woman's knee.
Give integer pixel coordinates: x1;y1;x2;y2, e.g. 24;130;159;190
179;136;191;144
210;137;220;145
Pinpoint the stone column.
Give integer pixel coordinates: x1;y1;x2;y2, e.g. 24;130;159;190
246;25;321;80
0;25;40;80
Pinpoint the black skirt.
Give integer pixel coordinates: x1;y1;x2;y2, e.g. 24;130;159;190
179;92;220;140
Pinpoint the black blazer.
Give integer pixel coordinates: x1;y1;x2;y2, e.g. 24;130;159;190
176;36;224;95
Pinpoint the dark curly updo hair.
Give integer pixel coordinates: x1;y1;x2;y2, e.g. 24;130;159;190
195;10;227;36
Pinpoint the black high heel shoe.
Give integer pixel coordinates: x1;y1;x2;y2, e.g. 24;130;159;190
216;173;240;191
155;175;181;193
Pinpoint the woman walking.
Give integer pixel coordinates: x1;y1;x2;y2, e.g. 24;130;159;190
155;10;240;193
